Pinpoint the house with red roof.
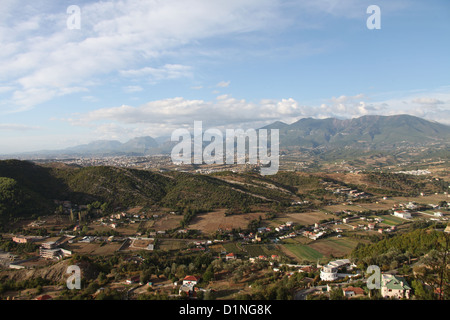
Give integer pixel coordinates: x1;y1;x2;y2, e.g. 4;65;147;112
183;275;200;286
225;253;236;260
342;286;365;297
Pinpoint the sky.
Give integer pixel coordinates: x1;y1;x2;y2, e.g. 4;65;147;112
0;0;449;154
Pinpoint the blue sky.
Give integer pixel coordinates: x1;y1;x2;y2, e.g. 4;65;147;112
0;0;449;153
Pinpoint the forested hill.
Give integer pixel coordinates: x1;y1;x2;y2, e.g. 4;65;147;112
0;160;270;224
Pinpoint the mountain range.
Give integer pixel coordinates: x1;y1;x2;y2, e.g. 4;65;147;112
264;114;450;150
3;114;450;158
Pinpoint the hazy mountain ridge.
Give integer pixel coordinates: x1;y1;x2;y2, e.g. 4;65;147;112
3;115;450;158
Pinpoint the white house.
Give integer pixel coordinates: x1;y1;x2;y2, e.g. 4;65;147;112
393;210;412;219
320;259;351;281
381;274;411;299
405;202;418;210
183;275;200;286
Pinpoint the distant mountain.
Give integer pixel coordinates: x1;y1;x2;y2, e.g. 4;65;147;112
2;115;449;159
64;140;123;154
64;136;160;155
264;114;450;150
5;136;162;158
121;136;159;153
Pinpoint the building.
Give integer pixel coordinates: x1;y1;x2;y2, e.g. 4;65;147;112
225;253;236;260
381;274;411;299
445;225;450;234
39;247;72;260
393;210;412;219
342;286;365;297
41;241;57;249
12;236;36;244
183;275;200;286
126;275;141;284
320;259;351;281
405;202;418;210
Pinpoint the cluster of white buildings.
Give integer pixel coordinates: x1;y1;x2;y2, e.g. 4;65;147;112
394;169;431;176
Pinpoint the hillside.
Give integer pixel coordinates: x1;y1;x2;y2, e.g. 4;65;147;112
265;114;450;150
0;160;272;225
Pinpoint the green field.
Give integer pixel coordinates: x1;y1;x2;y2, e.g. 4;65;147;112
379;215;405;226
282;243;324;262
309;237;360;258
243;244;284;257
157;240;186;251
223;242;244;254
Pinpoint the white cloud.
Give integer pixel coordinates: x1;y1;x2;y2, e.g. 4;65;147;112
411;97;444;106
0;86;15;94
123;86;143;93
120;64;193;83
216;81;231;88
0;123;41;131
0;0;281;112
68;87;450;138
82;95;99;102
70;95;307;135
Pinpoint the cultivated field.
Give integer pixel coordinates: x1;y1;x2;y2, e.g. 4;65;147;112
308;237;360;258
378;215;405;226
242;244;284;258
279;211;337;226
157;239;187;251
208;243;226;253
67;242;121;256
130;238;154;249
152;214;183;231
281;243;324;263
222;242;244;254
187;210;264;233
279;235;362;262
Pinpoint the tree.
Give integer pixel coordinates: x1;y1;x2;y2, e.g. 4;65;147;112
35;285;43;295
411;279;434;300
203;290;216;300
101;202;110;214
140;270;152;284
203;265;214;283
416;234;450;300
329;287;346;300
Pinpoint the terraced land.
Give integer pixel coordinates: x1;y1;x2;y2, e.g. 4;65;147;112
281;242;324;262
243;244;284;258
